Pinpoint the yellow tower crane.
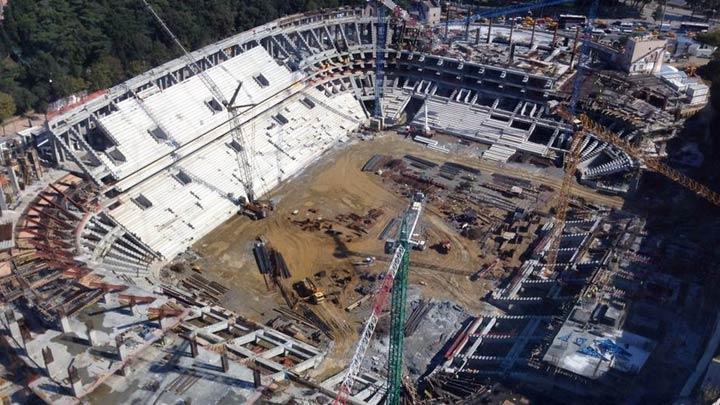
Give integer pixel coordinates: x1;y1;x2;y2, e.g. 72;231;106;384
545;105;720;274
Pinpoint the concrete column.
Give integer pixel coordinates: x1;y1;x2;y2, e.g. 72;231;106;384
530;20;536;46
88;329;99;347
444;5;450;38
68;365;82;398
29;149;43;179
475;28;481;45
464;7;471;41
7;168;20;194
52;139;63;164
85;321;96;346
0;188;8;212
570;26;581;70
116;365;128;377
189;336;198;358
60;316;72;334
115;335;125;361
127;299;137;317
42;347;54;377
487;19;492;44
508;19;515;44
221;353;229;373
19;323;31;346
253;367;262;388
5;310;24;348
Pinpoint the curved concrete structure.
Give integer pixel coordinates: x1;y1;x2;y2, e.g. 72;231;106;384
39;6;615;272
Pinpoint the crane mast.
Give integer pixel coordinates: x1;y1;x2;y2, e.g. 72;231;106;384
333;244;407;405
374;1;387;120
544;0;598;274
386;207;412;404
334;197;422;405
142;0;256;202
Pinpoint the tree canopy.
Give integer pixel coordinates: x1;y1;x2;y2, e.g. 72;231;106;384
0;91;15;123
0;0;700;116
697;29;720;48
0;0;363;115
685;0;720;18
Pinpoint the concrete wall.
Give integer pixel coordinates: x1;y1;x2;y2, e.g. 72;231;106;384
622;38;667;76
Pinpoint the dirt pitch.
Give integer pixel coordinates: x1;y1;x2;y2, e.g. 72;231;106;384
190;132;623;369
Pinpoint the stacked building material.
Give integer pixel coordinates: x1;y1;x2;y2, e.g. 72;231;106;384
362;155;391;172
404;154;438;170
404;300;435;337
180;274;229;304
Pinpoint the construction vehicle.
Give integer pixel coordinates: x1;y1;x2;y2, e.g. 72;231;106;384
545;17;558;30
293;278;327;304
434;240;452;254
407;124;434;138
242;199;275;220
308;291;327;304
522;16;535;28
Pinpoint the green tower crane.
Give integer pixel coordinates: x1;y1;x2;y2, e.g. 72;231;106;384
386;193;424;404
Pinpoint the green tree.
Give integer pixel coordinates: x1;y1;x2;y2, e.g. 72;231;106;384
686;0;720;18
0;0;366;114
0;91;16;135
86;55;123;90
697;30;720;48
652;4;664;21
0;92;15;121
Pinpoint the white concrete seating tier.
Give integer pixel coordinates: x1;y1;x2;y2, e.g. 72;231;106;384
108;90;363;259
410;98;548;156
96;46;296;179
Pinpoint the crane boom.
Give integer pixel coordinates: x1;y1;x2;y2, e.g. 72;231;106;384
142;0;225;103
142;0;256;202
576;112;720;207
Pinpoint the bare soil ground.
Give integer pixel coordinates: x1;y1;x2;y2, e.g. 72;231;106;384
190;132;623;369
193;135;486;309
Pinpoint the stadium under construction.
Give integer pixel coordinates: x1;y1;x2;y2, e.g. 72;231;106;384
0;1;718;404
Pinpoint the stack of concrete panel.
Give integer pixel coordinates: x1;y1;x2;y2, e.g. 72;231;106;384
483;144;517;162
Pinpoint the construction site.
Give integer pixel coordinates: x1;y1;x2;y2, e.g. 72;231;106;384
0;0;719;404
